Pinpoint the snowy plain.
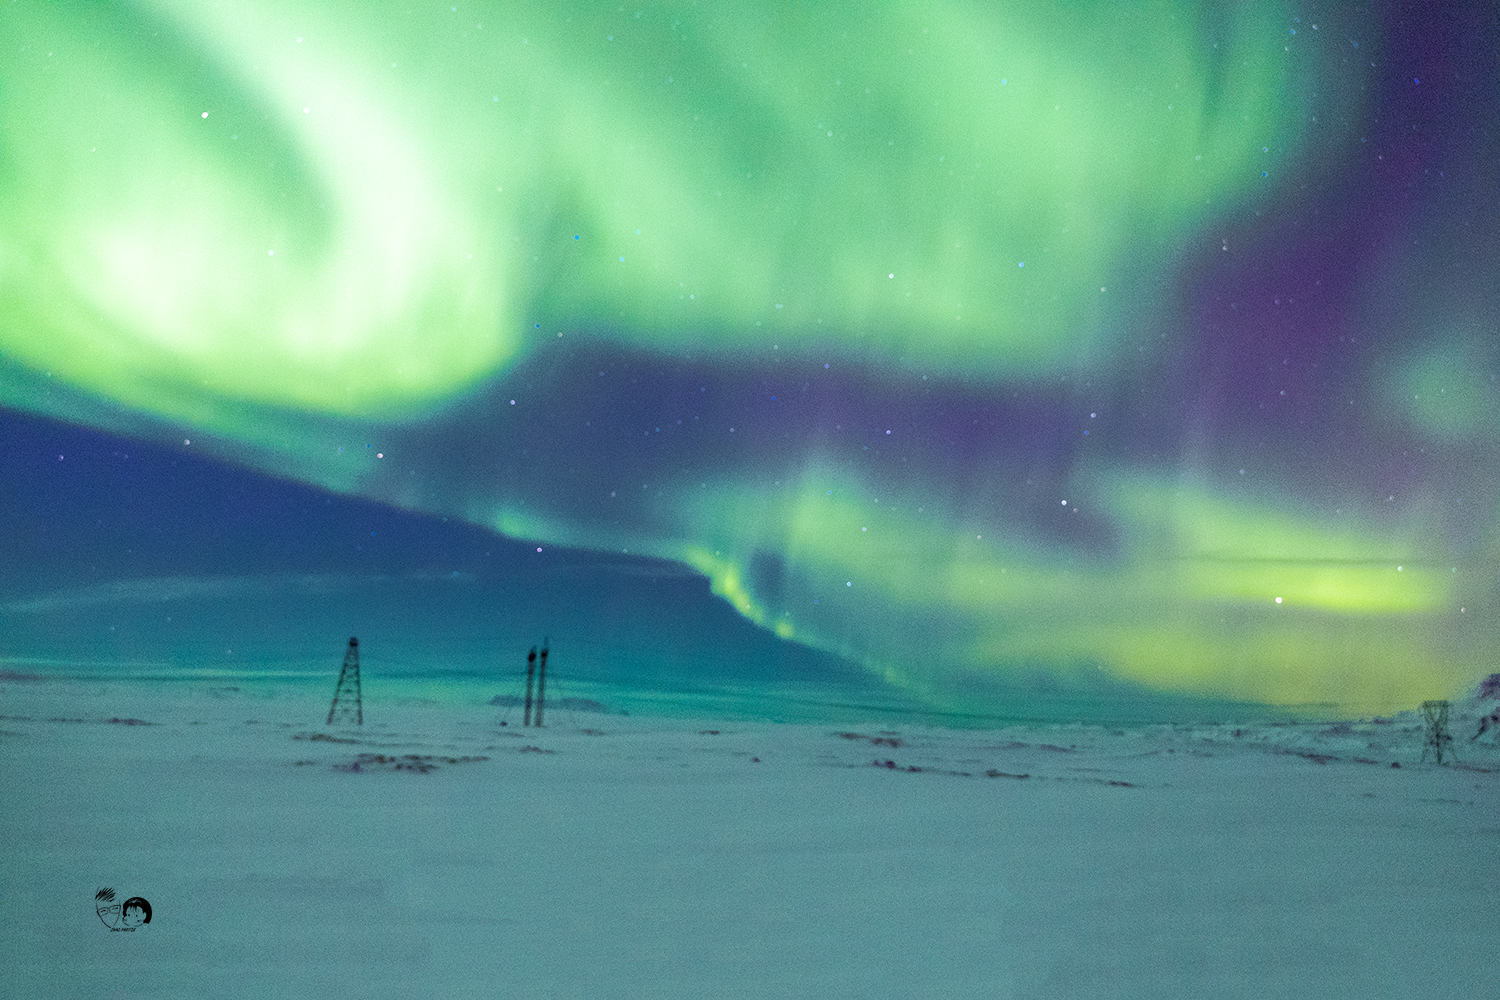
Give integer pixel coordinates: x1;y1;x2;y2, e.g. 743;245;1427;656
1;673;1496;1000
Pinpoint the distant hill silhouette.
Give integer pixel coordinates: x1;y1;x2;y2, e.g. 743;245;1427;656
489;694;618;714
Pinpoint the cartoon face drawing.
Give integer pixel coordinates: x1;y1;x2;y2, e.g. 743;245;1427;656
95;888;121;928
121;897;152;928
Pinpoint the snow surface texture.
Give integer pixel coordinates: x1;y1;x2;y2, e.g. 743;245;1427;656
1;676;1496;1000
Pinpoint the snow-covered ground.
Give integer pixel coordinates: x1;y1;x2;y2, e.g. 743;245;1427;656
2;675;1496;999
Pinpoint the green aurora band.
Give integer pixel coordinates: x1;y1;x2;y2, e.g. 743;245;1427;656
4;0;1495;715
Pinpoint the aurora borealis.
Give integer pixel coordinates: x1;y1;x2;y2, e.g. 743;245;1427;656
4;1;1499;718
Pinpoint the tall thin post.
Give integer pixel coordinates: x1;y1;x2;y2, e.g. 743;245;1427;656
523;646;537;727
535;639;549;727
327;637;362;725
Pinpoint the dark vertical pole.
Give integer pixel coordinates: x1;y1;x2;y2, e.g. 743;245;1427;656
524;646;537;727
351;638;362;726
535;639;549;727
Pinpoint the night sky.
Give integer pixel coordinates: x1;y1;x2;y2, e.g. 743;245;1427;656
3;1;1499;719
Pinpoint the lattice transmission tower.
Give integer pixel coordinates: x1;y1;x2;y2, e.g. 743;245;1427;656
327;637;362;725
1420;699;1453;764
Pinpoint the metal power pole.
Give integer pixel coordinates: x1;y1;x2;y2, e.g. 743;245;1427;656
1421;700;1454;764
327;637;362;725
523;646;537;726
535;639;549;727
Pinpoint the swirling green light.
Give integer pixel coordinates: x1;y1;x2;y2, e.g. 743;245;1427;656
3;0;1316;421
